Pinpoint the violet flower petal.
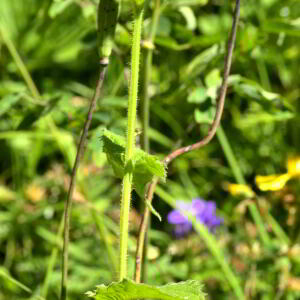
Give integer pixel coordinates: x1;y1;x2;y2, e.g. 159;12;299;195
174;223;193;237
167;198;223;238
167;210;189;224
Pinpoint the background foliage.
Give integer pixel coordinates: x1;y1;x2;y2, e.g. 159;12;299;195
0;0;300;299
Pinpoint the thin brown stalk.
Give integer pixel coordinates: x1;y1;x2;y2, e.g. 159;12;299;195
134;0;241;283
135;178;158;282
60;58;109;300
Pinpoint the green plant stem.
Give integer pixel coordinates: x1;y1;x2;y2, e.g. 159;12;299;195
0;268;32;294
216;125;273;248
216;126;245;185
119;5;144;281
266;214;290;245
256;58;271;91
61;61;108;300
92;210;118;274
0;26;40;100
141;0;161;152
42;216;64;299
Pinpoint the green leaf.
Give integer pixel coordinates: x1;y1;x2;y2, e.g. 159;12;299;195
0;94;21;117
198;13;232;36
49;0;74;18
194;107;216;125
86;278;205;300
145;200;162;221
187;87;207;104
262;19;300;37
205;69;222;88
178;7;197;31
17;95;61;130
155;36;191;51
167;0;208;7
0;185;17;202
132;0;145;7
0;267;32;294
232;76;293;109
234;111;295;129
181;45;219;78
101;129;166;197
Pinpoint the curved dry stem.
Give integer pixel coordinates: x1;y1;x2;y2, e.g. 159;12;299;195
60;59;108;300
135;0;241;283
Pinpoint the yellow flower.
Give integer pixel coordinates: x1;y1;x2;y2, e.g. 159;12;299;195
255;174;292;191
255;156;300;191
227;183;256;198
287;157;300;176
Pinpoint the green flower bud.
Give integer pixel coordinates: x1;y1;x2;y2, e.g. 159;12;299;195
97;0;120;58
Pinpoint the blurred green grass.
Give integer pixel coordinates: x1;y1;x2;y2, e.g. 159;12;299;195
1;0;300;299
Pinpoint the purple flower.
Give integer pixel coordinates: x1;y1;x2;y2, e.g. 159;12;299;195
167;198;223;237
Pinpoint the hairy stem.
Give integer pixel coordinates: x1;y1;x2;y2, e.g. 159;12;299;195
60;60;108;300
135;0;241;284
119;6;144;281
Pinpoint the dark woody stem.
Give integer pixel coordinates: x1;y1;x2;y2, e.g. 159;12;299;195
60;58;108;300
134;0;241;283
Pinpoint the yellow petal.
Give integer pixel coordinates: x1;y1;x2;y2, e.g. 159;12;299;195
255;174;292;191
25;184;46;203
287;156;300;175
147;245;160;260
141;40;155;50
227;183;255;198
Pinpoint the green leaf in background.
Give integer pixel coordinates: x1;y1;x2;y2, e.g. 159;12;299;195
238;24;258;52
145;200;162;222
204;68;222;100
178;6;197;31
230;76;294;109
101;129;166;197
194;107;216;125
0;267;32;294
262;19;300;37
17;95;61;130
181;44;219;78
0;185;17;202
198;13;232;36
0;94;21;117
234;110;295;129
204;69;221;89
167;0;208;7
187;87;207;104
49;0;74;18
86;278;205;300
